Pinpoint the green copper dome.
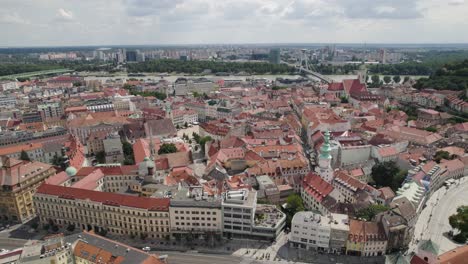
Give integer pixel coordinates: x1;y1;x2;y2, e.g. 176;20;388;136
319;131;332;159
65;166;77;177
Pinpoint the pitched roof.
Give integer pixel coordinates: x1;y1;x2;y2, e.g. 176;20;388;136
145;119;176;137
0;142;43;156
302;172;334;202
327;82;344;91
0;157;54;187
343;79;367;95
67;231;165;264
36;183;170;211
437;245;468;264
348;219;387;243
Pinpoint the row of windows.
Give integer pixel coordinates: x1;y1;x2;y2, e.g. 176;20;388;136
175;222;216;227
174;216;215;221
174;210;217;215
35;197;167;217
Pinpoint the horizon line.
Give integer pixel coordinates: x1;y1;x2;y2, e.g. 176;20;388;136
2;42;468;49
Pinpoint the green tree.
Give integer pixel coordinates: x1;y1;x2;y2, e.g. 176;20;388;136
51;225;59;232
198;136;212;153
98;228;108;237
122;141;135;165
383;76;392;84
403;76;411;83
20;150;31;161
371;161;404;191
184;122;188;128
449;206;468;243
51;154;63;166
355;204;390;221
434;150;451;163
283;194;305;227
425;126;438;133
393;75;401;84
340;96;348;103
158;143;177;155
95;151;106;164
371;75;380;86
67;224;75;232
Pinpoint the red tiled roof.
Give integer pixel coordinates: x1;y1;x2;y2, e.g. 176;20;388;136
343;79;367;95
301;172;334;202
36;183;169;211
328;82;344;91
75;165;139;177
0;142;42;156
45;171;69;185
437;245;468;264
348;219;386;242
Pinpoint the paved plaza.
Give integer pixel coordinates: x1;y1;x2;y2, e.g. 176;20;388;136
409;176;468;254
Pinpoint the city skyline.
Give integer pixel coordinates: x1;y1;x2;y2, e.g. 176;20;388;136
1;0;468;46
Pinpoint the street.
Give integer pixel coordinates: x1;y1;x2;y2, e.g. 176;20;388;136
410;177;468;254
155;251;260;264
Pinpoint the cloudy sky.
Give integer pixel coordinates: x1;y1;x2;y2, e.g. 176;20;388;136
1;0;468;46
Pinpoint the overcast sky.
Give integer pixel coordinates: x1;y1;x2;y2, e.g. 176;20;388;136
1;0;468;46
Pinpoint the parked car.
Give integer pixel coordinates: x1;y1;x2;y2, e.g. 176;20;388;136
142;246;151;251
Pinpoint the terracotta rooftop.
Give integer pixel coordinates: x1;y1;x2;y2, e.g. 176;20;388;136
36;183;170;211
0;142;43;156
437;245;468;264
302;172;334;202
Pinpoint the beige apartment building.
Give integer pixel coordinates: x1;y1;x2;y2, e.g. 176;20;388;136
0;156;55;223
34;183;171;239
169;188;223;236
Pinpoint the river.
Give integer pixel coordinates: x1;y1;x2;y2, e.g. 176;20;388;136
82;73;427;83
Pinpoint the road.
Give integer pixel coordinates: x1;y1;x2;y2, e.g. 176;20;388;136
410;177;468;254
155;251;260;264
0;237;29;250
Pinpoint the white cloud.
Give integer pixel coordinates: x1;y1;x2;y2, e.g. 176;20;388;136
56;8;75;21
0;12;30;25
0;0;467;46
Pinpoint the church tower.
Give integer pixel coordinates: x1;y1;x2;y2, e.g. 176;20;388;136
316;130;334;183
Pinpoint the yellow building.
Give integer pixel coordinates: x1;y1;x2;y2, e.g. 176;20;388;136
0;156;55;223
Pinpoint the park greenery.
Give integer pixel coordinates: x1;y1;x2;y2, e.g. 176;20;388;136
414;59;468;91
123;83;167;100
355;204;390;221
449;206;468;243
433;150;455;163
314;63;360;75
126;59;295;74
0;63;63;76
192;132;212;153
158;143;178;155
371;161;407;191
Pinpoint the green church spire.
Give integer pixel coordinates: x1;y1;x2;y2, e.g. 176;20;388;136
320;130;332;159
